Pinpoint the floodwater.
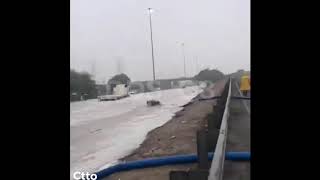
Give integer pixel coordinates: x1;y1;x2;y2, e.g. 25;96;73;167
70;86;202;178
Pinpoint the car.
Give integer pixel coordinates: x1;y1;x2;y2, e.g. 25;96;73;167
147;100;161;106
129;90;138;95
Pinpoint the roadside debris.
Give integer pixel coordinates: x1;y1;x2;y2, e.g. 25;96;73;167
89;129;102;134
151;147;159;152
147;100;161;106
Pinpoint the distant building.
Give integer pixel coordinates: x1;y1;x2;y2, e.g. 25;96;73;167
113;84;129;96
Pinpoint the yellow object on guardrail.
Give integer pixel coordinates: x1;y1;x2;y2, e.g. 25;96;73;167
240;74;250;91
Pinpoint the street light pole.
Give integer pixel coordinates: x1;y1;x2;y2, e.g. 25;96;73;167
148;8;156;81
181;43;186;78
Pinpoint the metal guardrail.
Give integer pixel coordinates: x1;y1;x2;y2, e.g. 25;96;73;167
169;78;234;180
234;82;250;115
208;78;232;180
231;96;250;100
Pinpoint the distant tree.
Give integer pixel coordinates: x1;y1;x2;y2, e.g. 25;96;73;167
70;69;97;101
194;68;224;83
108;73;131;85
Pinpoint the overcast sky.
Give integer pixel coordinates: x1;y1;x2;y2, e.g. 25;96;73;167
70;0;250;83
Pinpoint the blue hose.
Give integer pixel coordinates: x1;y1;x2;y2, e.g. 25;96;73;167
96;151;250;179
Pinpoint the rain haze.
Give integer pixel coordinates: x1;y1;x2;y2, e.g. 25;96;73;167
70;0;250;83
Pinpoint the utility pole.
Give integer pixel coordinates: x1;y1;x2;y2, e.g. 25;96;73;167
148;8;156;81
181;43;186;78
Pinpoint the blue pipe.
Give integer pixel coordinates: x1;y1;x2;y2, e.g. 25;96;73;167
96;151;250;179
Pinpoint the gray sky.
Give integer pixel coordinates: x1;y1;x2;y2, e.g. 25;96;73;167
71;0;250;83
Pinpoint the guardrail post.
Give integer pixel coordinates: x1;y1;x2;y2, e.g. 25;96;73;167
196;130;209;169
170;171;188;180
213;105;224;129
169;170;209;180
188;170;209;180
207;113;218;130
207;130;219;153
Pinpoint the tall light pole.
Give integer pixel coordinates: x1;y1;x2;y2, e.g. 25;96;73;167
181;43;186;78
148;8;156;81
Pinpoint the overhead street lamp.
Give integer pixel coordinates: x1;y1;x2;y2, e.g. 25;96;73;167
181;43;186;78
148;8;156;81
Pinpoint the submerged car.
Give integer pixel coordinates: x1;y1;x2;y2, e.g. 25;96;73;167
147;100;161;106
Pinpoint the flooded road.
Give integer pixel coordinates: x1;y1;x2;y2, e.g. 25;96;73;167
70;86;202;178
